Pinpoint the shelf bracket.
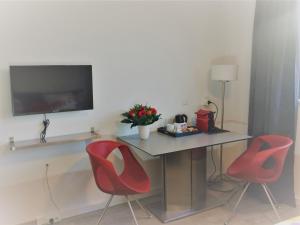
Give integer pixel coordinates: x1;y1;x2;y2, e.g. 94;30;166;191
91;127;95;134
9;137;16;151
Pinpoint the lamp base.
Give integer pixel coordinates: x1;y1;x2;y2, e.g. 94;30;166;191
208;174;242;193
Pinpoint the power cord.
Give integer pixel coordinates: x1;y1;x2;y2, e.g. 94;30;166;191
199;100;240;192
45;163;60;213
207;146;234;193
205;101;243;192
205;101;219;183
208;146;217;181
40;114;50;143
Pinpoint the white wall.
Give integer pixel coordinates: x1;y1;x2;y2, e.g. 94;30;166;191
0;2;255;225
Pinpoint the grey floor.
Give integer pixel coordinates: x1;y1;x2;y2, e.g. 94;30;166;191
49;195;300;225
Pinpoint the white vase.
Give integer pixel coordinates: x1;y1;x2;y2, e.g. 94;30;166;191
138;125;151;140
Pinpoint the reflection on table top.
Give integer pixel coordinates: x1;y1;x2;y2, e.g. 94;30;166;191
118;131;251;156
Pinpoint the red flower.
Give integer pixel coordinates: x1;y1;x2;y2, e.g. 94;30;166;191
150;108;157;115
129;110;135;118
121;104;161;127
138;110;146;117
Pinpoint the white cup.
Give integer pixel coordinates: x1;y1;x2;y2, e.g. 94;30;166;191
174;123;187;133
166;124;176;133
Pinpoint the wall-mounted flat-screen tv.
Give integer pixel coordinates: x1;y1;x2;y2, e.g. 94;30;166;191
10;65;93;116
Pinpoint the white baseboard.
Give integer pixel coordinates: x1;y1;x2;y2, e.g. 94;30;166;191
62;186;161;218
60;197;125;220
18;186;161;225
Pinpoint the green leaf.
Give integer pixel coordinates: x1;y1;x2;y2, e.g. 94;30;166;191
121;119;132;124
121;112;130;117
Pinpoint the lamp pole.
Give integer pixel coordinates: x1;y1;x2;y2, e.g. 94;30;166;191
219;81;226;179
210;64;238;184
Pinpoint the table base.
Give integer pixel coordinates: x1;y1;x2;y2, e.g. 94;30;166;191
141;193;226;223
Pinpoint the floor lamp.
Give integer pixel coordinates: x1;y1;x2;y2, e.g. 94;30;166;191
211;64;238;180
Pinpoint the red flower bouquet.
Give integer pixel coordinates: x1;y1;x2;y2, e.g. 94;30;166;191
121;104;161;128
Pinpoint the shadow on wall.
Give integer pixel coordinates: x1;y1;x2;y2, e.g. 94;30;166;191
116;122;138;137
98;110;135;136
51;159;96;210
0;142;86;166
0;67;12;119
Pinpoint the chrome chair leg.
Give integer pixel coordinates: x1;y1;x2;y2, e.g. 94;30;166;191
261;184;281;221
136;199;152;218
225;182;244;205
264;184;279;208
97;195;114;225
224;182;250;225
126;196;139;225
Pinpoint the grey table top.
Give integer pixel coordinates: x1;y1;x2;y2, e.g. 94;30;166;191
118;131;251;156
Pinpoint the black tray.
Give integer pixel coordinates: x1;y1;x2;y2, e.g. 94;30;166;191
157;126;202;137
208;127;229;134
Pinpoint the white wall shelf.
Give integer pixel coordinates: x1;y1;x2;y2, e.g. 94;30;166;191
9;131;100;151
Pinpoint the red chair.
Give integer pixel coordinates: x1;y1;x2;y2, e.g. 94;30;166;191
225;135;293;224
86;140;152;225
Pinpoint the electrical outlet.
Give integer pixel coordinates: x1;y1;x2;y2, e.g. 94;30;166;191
206;96;218;103
199;97;208;106
36;214;61;225
205;96;212;103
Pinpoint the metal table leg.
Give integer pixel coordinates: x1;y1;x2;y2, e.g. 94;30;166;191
142;147;225;223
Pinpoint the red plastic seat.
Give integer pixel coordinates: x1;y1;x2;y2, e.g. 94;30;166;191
227;135;293;184
86;140;151;225
225;135;293;224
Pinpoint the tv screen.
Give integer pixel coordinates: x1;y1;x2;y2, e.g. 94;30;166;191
10;65;93;116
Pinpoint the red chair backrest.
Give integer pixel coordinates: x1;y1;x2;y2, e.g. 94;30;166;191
87;140;125;194
256;135;293;180
86;140;150;195
230;135;293;183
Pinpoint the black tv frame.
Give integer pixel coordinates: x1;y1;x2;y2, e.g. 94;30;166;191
10;65;94;116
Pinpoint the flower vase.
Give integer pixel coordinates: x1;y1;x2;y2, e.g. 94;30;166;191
138;125;150;140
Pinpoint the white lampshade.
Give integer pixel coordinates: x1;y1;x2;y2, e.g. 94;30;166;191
211;65;238;81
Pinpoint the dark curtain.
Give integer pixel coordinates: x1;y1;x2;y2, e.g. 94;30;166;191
248;0;298;206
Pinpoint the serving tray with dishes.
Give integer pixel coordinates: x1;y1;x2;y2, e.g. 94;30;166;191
157;126;202;137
